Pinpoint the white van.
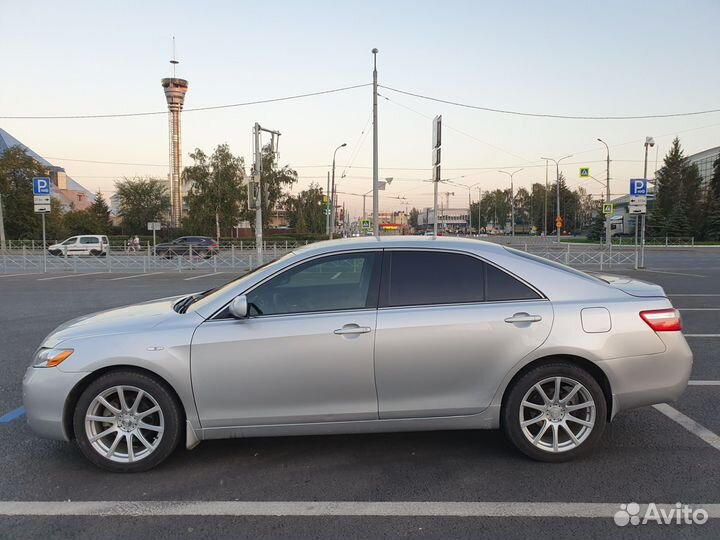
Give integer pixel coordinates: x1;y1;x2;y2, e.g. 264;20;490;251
48;235;109;257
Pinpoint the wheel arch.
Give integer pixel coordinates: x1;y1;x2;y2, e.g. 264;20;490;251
499;354;614;423
62;365;187;441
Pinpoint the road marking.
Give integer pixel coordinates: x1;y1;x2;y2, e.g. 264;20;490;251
689;380;720;386
0;407;25;423
184;272;224;281
37;272;103;281
678;308;720;311
640;269;707;278
653;403;720;452
684;334;720;338
669;294;720;297
107;272;165;281
0;501;717;518
0;273;42;278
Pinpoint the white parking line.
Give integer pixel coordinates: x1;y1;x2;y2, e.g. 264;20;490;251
669;294;720;297
684;334;720;338
640;269;707;278
0;501;717;518
689;380;720;386
678;308;720;311
37;272;103;281
184;272;224;281
653;403;720;452
107;272;165;281
0;273;42;278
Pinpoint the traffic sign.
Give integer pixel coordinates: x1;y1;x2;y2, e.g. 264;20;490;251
602;203;613;214
34;195;51;205
432;115;442;149
629;204;646;214
34;204;50;213
33;177;51;195
555;215;563;228
147;222;161;231
630;178;648;196
360;219;371;230
579;168;590;178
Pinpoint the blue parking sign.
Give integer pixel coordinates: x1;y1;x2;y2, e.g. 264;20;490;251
33;177;51;195
630;179;647;196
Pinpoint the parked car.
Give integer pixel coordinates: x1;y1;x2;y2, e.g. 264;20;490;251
153;236;219;258
47;235;109;257
23;236;692;472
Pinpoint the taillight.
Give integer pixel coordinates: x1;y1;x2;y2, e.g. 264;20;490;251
640;308;682;332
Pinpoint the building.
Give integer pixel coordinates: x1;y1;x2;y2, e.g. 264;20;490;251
161;77;189;228
687;146;720;188
0;127;94;211
417;207;470;233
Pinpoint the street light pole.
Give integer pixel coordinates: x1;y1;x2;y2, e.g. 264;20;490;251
477;187;482;235
541;155;573;243
499;169;523;237
325;171;330;236
372;48;380;237
597;138;611;249
543;159;549;237
641;136;655;268
329;143;347;239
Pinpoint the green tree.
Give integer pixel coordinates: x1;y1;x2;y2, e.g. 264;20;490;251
88;191;112;234
114;177;170;233
702;155;720;240
45;198;67;242
0;146;46;239
244;144;298;232
586;203;606;241
285;183;325;233
63;209;98;235
651;138;703;237
408;207;419;229
183;144;245;239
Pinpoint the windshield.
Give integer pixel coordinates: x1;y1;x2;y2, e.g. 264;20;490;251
184;252;295;314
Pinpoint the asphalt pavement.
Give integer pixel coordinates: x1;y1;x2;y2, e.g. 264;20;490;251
0;249;718;539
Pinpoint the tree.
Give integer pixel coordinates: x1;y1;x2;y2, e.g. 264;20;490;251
114;177;170;233
702;155;720;240
408;207;419;229
0;146;46;239
244;144;298;232
183;144;245;239
63;209;98;236
586;202;606;241
285;183;325;233
88;191;112;234
651;138;703;237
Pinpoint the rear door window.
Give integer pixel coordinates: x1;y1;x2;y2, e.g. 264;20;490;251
485;264;541;301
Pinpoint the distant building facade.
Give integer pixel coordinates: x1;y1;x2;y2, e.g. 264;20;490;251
687;146;720;188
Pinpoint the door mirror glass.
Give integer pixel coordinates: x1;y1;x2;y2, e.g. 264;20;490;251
229;295;248;319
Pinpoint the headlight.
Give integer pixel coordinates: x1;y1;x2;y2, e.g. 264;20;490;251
33;348;74;368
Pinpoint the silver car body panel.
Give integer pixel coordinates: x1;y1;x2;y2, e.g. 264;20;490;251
23;236;692;447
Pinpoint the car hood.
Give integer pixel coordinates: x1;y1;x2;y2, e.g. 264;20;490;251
591;273;667;298
42;295;188;347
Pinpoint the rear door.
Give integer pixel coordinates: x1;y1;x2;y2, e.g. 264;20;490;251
374;249;554;419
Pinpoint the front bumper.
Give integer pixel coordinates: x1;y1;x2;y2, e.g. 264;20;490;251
22;366;87;441
600;332;693;417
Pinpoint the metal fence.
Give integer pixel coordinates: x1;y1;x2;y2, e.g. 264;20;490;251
0;239;640;274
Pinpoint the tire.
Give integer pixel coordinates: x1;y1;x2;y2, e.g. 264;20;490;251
90;249;100;257
502;362;607;462
198;250;209;259
49;250;61;257
72;370;183;473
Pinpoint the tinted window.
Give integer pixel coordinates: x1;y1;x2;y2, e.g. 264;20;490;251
486;264;541;301
381;251;484;307
246;252;379;316
62;237;77;245
80;237;99;244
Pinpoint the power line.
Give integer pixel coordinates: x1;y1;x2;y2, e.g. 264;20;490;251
0;83;372;120
379;85;720;120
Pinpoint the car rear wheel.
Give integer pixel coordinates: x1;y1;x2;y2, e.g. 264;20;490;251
502;362;607;462
72;370;182;472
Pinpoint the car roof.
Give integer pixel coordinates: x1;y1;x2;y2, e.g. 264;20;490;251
292;236;507;257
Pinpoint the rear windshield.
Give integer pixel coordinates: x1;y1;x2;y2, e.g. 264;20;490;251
504;247;606;284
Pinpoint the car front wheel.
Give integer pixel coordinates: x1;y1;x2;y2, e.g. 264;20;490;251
502;362;607;462
72;370;183;472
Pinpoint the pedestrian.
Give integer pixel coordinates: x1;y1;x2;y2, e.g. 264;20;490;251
127;236;135;252
133;235;140;252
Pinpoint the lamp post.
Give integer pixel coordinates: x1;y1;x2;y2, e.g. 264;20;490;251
641;136;655;268
329;143;347;239
541;155;573;243
597;139;612;249
499;169;523;237
371;48;380;237
543;158;549;237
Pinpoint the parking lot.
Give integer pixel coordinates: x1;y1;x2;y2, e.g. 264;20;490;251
0;250;718;539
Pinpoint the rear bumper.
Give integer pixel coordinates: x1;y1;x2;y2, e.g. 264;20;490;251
599;332;693;418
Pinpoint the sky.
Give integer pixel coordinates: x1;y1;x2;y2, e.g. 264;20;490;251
1;0;719;218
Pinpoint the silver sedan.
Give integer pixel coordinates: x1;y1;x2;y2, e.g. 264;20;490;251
23;237;692;472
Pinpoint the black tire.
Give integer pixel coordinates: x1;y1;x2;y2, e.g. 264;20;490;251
198;250;209;259
502;362;607;462
72;370;183;473
90;249;100;257
49;250;61;257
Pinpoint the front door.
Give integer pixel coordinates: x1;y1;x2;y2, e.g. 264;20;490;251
374;250;553;419
191;250;382;428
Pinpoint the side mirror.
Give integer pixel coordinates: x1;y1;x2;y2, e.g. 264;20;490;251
228;295;248;319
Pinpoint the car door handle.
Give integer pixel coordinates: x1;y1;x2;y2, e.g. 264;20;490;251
334;325;372;335
504;313;542;324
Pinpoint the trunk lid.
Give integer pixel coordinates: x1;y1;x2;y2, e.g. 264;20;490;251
591;273;667;298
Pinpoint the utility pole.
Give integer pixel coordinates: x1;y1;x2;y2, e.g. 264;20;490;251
330;143;347;239
325;171;330;236
372;48;380;237
477;188;482;236
252;122;281;266
597;139;612;249
543;159;549;237
0;193;6;251
541;155;573;243
499;169;523;237
641;136;655;268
